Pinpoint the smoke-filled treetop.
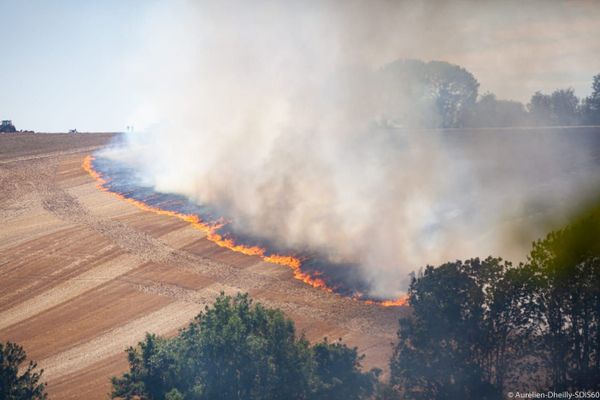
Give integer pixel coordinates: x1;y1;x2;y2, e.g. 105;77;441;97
377;60;600;128
378;59;479;128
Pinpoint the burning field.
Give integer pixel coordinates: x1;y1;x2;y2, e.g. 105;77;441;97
1;128;600;398
82;153;408;306
92;125;600;306
0;133;405;399
80;122;600;309
2;1;600;398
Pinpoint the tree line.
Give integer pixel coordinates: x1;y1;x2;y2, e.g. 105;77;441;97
378;59;600;129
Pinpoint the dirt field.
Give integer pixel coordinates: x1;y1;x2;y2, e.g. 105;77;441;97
0;133;404;399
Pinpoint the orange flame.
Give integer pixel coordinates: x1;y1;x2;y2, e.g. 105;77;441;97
82;155;406;307
364;296;409;307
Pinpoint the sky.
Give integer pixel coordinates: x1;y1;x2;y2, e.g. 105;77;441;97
0;0;599;133
0;1;146;132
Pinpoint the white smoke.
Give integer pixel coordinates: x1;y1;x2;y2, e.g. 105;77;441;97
105;1;600;298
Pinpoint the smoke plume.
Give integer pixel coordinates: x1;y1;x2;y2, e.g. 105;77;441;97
104;1;600;298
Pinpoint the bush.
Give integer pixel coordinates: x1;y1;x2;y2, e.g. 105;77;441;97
112;292;379;400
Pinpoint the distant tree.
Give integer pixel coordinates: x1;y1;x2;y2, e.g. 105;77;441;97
112;293;378;400
581;74;600;124
527;88;581;126
467;93;528;127
0;341;47;400
377;59;433;128
550;88;579;125
528;91;555;125
377;61;598;129
379;59;479;128
389;257;535;399
426;61;480;128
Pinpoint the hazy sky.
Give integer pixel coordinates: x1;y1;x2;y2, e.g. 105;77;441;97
1;0;599;132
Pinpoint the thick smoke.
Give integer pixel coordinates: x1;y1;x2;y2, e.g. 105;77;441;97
106;1;600;298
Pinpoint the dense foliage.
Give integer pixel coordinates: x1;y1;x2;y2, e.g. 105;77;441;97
389;204;600;398
0;341;47;400
527;205;600;390
111;293;379;400
389;258;524;399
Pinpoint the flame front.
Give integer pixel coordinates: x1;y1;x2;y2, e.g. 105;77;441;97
83;155;406;307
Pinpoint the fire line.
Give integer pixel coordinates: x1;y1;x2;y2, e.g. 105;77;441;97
82;155;407;307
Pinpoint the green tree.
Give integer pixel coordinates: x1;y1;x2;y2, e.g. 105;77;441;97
581;74;600;124
526;204;600;390
390;258;533;399
0;341;47;400
112;293;378;400
389;202;600;397
312;338;380;400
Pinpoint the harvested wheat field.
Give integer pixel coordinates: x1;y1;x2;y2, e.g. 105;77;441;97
0;133;405;399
